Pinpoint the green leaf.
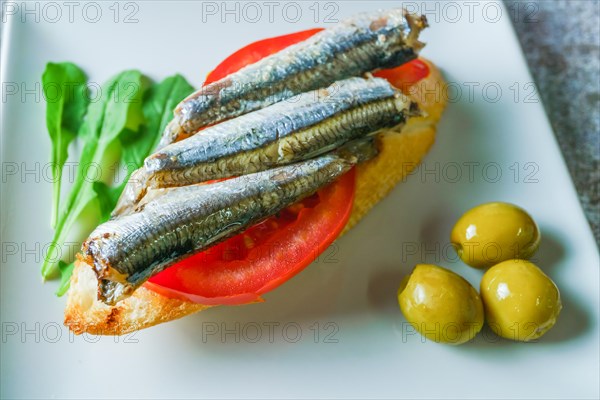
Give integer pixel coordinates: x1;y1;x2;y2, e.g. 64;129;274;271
144;74;195;153
42;62;89;228
93;181;125;222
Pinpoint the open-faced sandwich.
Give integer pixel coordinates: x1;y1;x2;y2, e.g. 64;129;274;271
64;8;448;335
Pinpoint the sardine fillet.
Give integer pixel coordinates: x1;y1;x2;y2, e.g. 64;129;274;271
83;141;376;305
160;8;427;147
115;77;417;216
151;97;413;187
113;78;420;217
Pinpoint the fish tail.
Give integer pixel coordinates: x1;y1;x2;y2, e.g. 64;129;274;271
405;12;428;52
406;98;423;118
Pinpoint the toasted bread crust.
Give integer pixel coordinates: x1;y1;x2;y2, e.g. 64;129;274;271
65;263;209;335
65;59;447;335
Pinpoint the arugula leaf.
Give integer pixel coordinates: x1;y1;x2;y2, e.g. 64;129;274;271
42;70;145;279
93;181;125;222
42;63;89;228
141;74;194;156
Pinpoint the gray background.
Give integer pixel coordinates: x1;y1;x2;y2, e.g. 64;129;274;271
1;1;599;244
505;0;599;244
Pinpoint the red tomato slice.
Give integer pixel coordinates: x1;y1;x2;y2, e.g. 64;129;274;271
146;28;429;305
373;58;430;92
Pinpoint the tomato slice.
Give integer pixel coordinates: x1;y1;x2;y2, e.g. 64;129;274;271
147;28;430;305
373;58;430;92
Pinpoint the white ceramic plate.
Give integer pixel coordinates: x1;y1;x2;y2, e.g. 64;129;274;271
1;1;599;398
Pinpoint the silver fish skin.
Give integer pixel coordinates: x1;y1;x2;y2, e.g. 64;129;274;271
158;8;427;148
83;139;378;305
113;77;416;217
156;79;409;178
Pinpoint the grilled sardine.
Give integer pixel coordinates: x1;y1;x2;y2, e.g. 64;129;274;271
159;8;427;148
115;77;417;216
83;139;378;305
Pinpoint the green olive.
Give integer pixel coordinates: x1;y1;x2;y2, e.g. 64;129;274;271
398;264;484;345
451;202;540;269
480;259;561;341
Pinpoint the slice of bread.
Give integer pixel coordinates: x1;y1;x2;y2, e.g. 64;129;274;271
65;59;448;335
